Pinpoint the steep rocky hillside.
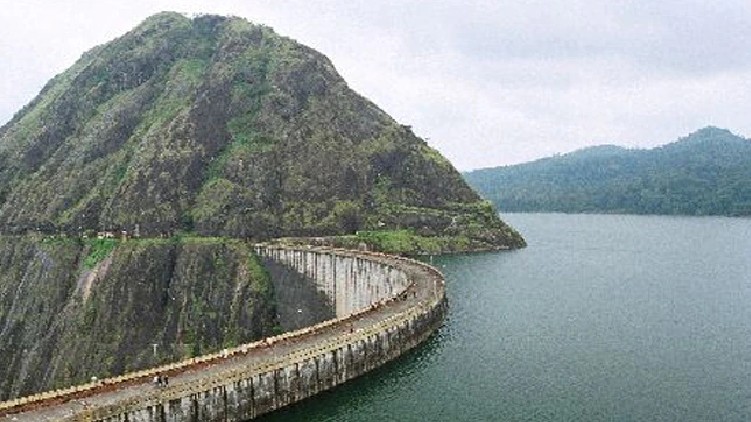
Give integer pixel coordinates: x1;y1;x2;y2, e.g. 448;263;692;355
0;12;524;249
0;236;275;399
0;12;526;400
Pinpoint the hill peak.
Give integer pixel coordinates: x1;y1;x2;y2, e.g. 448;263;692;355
681;126;741;143
688;125;735;138
0;13;524;249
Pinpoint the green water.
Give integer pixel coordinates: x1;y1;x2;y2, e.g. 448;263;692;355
259;214;751;421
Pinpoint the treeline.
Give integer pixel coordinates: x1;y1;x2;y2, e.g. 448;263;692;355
463;127;751;216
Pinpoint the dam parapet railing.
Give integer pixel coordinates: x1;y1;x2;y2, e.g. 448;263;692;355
0;244;447;421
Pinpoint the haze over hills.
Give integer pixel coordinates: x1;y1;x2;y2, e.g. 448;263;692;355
464;127;751;216
0;11;523;250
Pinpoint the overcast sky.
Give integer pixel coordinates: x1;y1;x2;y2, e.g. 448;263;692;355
2;1;750;170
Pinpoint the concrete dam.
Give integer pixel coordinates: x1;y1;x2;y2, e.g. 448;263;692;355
0;245;447;421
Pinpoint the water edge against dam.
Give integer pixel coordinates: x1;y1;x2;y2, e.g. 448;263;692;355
261;213;751;422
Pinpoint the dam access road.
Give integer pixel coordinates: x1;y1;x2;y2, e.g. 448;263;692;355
0;245;447;421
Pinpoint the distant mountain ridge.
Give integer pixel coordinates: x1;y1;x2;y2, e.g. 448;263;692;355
464;127;751;216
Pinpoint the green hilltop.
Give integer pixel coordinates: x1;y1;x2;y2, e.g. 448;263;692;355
464;127;751;216
0;12;524;251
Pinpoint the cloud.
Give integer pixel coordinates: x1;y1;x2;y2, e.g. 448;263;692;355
1;0;750;170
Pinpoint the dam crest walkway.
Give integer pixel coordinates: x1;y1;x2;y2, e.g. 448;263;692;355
0;245;447;421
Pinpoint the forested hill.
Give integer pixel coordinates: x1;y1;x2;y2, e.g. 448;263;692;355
464;127;751;216
0;12;524;249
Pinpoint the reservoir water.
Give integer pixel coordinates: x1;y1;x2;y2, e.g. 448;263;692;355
260;214;751;421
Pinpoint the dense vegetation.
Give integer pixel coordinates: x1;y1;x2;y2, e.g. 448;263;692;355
0;12;523;250
464;127;751;216
277;200;524;254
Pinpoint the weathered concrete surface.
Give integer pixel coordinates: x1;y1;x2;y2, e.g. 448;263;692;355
262;256;335;332
0;246;447;421
262;247;410;319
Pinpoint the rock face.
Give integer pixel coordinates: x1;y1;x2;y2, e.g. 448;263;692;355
0;12;524;249
0;236;275;399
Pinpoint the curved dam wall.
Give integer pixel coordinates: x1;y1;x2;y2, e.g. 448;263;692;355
262;247;410;331
0;246;447;421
